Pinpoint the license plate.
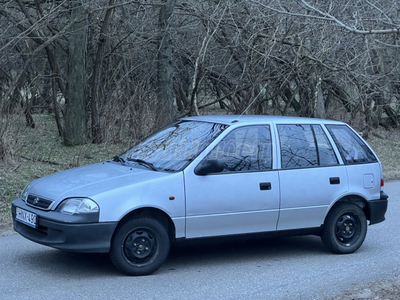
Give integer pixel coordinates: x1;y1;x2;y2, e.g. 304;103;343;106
16;207;37;228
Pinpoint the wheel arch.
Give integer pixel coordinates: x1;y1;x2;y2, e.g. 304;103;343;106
113;207;176;244
326;194;371;223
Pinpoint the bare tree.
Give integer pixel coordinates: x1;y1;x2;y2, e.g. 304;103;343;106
156;0;177;127
64;0;89;145
1;0;400;161
91;0;116;144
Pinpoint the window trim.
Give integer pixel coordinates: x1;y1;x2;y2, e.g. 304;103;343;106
197;124;274;175
277;123;339;170
325;124;378;165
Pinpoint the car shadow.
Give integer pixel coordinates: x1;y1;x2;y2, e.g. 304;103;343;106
165;234;326;271
16;247;119;277
16;234;327;277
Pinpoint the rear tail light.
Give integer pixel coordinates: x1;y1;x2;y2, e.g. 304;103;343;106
381;179;384;187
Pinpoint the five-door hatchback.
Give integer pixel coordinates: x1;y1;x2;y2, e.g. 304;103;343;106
12;115;388;275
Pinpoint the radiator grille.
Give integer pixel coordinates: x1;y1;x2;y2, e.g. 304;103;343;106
26;195;54;210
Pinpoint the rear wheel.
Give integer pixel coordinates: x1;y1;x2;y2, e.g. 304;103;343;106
321;203;367;254
110;216;170;276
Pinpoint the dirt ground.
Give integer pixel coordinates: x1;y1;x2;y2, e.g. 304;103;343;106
325;275;400;300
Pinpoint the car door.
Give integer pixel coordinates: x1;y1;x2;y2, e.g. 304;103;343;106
276;124;349;231
184;125;280;238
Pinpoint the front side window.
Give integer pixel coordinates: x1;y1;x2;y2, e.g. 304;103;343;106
278;124;338;169
204;125;272;172
326;124;377;164
120;121;228;172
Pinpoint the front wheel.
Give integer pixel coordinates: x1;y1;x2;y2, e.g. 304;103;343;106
321;203;367;254
110;216;170;276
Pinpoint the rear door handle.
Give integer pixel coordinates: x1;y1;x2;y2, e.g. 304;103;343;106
260;182;271;190
330;177;340;185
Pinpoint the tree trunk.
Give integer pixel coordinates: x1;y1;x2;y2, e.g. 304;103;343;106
64;0;88;145
91;0;115;144
314;76;325;118
156;0;176;128
52;75;64;138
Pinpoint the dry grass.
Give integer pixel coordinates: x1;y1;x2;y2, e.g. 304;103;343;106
368;128;400;181
0;114;127;229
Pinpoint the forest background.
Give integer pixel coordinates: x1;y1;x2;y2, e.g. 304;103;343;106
1;0;400;224
1;2;400;297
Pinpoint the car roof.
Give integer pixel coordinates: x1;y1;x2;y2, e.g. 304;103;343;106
181;115;344;126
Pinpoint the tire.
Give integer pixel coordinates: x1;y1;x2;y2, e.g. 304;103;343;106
110;216;170;276
321;203;367;254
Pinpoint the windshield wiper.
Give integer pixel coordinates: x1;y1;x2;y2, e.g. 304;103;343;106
113;156;126;163
127;158;158;171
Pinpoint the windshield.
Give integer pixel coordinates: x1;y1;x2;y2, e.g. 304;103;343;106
119;120;228;172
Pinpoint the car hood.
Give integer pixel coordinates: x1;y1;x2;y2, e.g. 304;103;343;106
26;161;172;204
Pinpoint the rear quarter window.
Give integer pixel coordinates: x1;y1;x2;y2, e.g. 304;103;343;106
326;124;377;164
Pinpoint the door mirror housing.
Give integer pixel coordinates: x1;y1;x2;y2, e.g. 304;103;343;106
194;159;224;176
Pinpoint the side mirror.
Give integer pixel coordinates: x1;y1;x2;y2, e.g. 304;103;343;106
194;159;224;176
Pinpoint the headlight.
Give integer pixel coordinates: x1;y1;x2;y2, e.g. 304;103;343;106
21;184;31;202
57;198;99;215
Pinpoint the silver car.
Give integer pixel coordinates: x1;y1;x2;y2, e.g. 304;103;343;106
12;115;388;275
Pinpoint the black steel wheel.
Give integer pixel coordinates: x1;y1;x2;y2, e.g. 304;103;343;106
110;216;170;276
321;203;367;254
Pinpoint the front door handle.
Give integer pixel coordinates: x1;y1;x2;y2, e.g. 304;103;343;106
260;182;271;190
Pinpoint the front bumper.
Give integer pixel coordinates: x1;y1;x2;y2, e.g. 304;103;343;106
11;198;117;253
367;191;389;225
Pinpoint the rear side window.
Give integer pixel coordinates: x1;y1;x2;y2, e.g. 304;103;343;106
326;125;377;164
205;125;272;172
278;124;338;169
